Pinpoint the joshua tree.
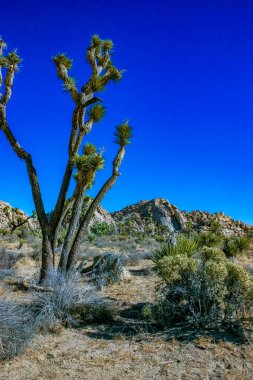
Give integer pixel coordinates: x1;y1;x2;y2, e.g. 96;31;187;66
0;35;132;283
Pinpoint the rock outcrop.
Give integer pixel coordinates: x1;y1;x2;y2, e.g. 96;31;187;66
79;253;131;287
0;200;115;233
0;201;38;231
112;198;187;234
1;198;251;237
91;204;116;229
112;198;251;237
182;210;249;236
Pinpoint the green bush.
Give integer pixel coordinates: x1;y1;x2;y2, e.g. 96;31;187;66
152;247;253;329
151;235;199;264
235;235;251;252
222;238;238;257
90;222;114;237
0;229;9;236
222;236;251;258
193;231;222;248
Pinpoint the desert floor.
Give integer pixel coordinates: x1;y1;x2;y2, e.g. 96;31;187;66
0;236;253;380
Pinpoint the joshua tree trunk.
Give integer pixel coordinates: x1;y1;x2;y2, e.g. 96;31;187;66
0;35;132;283
58;183;87;272
66;147;125;271
40;234;54;282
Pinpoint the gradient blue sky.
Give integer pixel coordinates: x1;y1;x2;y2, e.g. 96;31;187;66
1;0;253;224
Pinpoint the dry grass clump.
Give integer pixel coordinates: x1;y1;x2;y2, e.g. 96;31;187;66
0;248;22;279
32;270;118;331
0;248;21;270
0;298;35;359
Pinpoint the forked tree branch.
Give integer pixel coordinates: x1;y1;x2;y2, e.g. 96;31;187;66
0;108;48;230
66;145;126;271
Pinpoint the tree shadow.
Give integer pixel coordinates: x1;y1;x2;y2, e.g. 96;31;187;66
82;302;248;345
128;268;154;276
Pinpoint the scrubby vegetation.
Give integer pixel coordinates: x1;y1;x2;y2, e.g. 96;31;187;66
0;224;252;380
0;266;118;359
0;299;35;359
155;249;253;328
150;235;199;264
146;233;253;337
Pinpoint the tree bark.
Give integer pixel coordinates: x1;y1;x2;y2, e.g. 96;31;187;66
40;233;54;284
58;183;86;272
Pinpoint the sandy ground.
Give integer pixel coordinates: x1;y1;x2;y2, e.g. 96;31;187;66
1;238;253;379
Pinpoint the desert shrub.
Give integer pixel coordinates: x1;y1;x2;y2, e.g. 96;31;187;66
193;231;222;248
0;299;35;359
222;236;251;258
18;238;25;250
222;238;239;257
235;235;251;252
150;235;198;264
210;220;222;235
0;248;21;271
0;229;9;236
32;270;117;330
87;233;96;242
154;235;166;243
151;247;253;329
91;222;114;237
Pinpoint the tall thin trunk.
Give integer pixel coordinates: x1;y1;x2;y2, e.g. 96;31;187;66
58;185;86;272
40;234;54;284
66;173;119;271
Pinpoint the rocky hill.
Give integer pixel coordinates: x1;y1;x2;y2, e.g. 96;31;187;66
0;200;115;232
112;198;251;236
182;209;249;236
0;198;251;237
112;198;187;234
0;201;38;231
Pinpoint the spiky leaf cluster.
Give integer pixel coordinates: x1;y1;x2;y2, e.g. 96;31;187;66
114;122;133;146
88;104;105;123
91;35;113;53
53;54;72;70
83;143;97;155
103;39;113;52
6;52;22;66
108;67;122;81
89;75;104;92
63;76;76;92
91;35;103;48
0;57;7;67
74;144;104;187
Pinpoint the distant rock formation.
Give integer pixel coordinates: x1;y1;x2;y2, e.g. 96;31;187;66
90;204;116;229
0;201;38;231
182;210;249;237
112;198;187;234
112;198;251;237
0;200;115;232
0;198;250;237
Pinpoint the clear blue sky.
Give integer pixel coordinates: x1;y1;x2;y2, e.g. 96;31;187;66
1;0;253;224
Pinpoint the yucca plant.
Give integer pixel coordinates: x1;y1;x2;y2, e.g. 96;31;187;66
151;235;199;264
193;231;222;248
